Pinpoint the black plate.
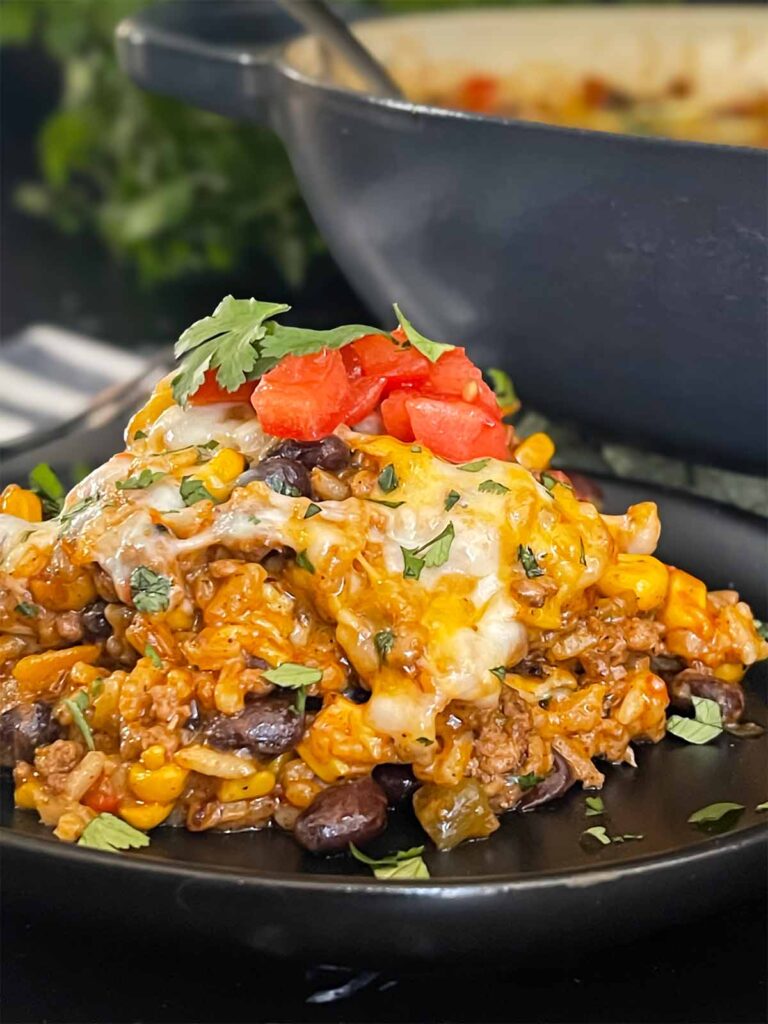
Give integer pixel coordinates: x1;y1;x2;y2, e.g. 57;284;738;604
2;477;766;966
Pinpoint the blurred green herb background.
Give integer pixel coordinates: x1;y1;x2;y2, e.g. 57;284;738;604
1;0;647;292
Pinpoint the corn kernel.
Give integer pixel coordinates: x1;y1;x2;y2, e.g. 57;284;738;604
126;380;174;441
140;744;167;770
193;448;246;500
515;433;555;472
661;568;712;636
218;770;276;803
597;554;669;611
69;661;105;687
296;742;350;783
0;484;43;522
14;779;42;809
118;800;174;830
713;662;745;683
12;644;101;693
128;762;188;803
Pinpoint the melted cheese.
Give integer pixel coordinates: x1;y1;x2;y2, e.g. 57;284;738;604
0;388;663;748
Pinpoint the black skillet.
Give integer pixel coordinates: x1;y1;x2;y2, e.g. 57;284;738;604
3;471;766;967
115;2;768;472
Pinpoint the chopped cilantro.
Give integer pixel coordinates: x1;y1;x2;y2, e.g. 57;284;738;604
585;796;604;817
378;464;399;493
15;602;39;618
373;629;395;662
144;644;163;668
401;522;455;581
666;696;723;745
349;843;430;880
457;458;489;473
29;462;64;517
130;566;171;613
304;502;322;519
63;691;94;750
116;469;165;491
296;549;315;574
180;476;215;506
478;479;509;495
517;545;544;578
444;490;460;511
78;813;150;853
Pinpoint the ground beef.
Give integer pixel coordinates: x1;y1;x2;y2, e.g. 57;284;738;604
469;689;531;786
34;739;84;793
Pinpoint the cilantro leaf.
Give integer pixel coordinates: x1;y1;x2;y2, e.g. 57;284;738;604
78;812;150;853
585;796;605;817
15;602;39;618
486;367;520;415
295;549;315;574
374;629;395;661
754;619;768;641
490;666;507;682
262;662;322;689
444;490;460;511
63;691;95;750
378;464;399;493
517;544;544;578
133;430;148;441
349;843;430;880
365;498;405;509
261;321;383;362
457;458;489;473
29;462;64;516
304;503;321;519
401;523;455;580
144;644;163;668
687;802;744;824
180;477;215;506
582;826;611;846
116;469;165;491
511;772;543;790
59;496;97;531
130;566;171;613
478;479;509;495
263;472;301;497
666;696;723;745
392;304;454;363
172;297;290;403
756;801;768;812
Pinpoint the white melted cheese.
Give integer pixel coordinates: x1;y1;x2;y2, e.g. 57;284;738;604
149;402;272;460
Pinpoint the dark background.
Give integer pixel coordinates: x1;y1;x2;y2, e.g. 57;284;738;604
1;6;766;1023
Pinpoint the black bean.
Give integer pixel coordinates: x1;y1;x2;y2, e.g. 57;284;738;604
0;702;63;767
669;669;745;725
243;654;269;671
81;600;111;640
270;436;351;472
342;685;371;705
294;777;388;853
372;763;420;805
516;751;574;811
205;695;304;757
249;457;312;498
650;654;686;681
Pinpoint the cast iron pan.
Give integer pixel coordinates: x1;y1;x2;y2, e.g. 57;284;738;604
115;2;768;472
3;474;766;967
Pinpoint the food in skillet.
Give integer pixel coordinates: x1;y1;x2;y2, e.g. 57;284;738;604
1;298;766;856
416;72;768;148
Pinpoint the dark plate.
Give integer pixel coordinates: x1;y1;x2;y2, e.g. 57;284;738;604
2;476;766;966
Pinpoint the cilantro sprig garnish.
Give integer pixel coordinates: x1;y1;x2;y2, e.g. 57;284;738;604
172;297;454;405
116;469;165;491
63;691;95;750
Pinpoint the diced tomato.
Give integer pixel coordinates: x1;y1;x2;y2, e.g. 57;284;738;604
189;370;257;405
350;333;430;393
405;395;510;463
340;345;364;381
424;348;500;419
252;349;352;441
83;775;119;814
380;388;415;441
344;376;387;426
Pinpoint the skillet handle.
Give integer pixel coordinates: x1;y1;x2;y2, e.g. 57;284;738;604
115;1;299;124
